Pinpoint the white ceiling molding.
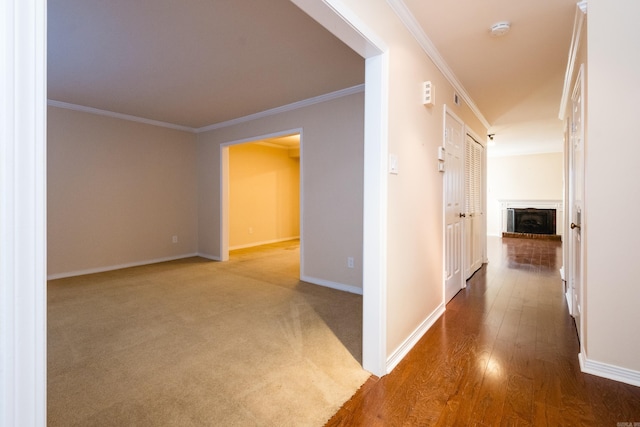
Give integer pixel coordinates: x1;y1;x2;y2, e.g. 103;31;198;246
386;0;491;130
291;0;386;58
195;84;364;133
47;100;197;133
48;84;365;135
558;1;587;120
577;0;588;14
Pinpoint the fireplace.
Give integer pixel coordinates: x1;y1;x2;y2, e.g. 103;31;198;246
499;200;563;240
507;208;556;235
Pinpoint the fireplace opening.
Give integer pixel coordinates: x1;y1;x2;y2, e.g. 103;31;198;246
507;208;556;235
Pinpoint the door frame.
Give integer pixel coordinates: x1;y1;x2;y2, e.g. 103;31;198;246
290;0;390;376
567;64;585;345
2;2;391;422
219;129;303;263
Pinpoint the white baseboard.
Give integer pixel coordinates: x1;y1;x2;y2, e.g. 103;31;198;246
228;236;300;251
47;253;199;280
196;253;222;261
579;352;640;387
300;275;363;295
386;303;446;373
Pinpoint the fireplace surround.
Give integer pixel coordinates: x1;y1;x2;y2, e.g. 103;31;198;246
499;199;563;238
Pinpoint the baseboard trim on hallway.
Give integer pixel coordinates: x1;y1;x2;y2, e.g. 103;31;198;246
579;352;640;387
386;303;446;374
47;253;200;280
301;275;363;295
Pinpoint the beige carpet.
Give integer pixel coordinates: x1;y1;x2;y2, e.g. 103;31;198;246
48;241;369;426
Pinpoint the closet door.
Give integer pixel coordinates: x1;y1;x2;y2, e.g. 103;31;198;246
464;135;485;278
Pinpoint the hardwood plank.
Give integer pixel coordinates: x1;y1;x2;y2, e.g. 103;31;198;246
326;237;640;426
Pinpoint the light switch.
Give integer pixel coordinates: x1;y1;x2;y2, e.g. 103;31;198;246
389;154;399;175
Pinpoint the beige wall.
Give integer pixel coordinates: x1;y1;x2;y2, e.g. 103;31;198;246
47;106;198;277
197;92;364;291
585;1;640;373
329;0;487;358
229;143;300;249
487;152;564;236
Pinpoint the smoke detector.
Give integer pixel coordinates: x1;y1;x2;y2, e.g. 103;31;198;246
490;21;511;37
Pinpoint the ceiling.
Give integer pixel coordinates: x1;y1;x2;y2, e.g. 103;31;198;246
47;0;365;129
401;0;577;156
48;0;578;156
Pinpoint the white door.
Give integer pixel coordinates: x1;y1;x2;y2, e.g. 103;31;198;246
444;110;465;303
569;65;585;341
464;135;485;278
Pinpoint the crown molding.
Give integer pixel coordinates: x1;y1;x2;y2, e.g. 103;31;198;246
559;2;587;119
47;100;197;132
577;0;588;14
386;0;491;130
195;84;365;133
48;84;365;134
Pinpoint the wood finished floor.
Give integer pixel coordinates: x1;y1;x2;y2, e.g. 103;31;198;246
326;237;640;426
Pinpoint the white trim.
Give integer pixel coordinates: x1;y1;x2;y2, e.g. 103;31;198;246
362;52;390;377
220;146;230;262
196;85;365;133
577;1;588;16
290;0;385;58
387;0;491;130
558;2;587;119
301;275;363;295
47;253;200;280
386;303;446;373
228;236;300;251
0;0;48;424
47;100;196;133
197;253;223;262
291;0;389;377
219;128;303;263
47;84;365;135
579;353;640;388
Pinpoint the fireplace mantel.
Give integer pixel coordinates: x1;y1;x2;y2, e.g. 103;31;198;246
499;199;564;237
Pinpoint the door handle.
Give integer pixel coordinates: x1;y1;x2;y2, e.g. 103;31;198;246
459;213;466;218
570;222;581;230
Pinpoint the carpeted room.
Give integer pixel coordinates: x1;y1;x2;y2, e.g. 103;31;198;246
47;1;364;425
46;1;369;424
46;95;369;425
47;242;369;426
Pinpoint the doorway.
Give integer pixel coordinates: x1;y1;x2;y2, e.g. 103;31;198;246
221;133;301;262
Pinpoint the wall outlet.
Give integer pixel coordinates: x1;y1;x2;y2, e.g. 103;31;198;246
172;235;178;243
347;257;354;269
249;227;253;234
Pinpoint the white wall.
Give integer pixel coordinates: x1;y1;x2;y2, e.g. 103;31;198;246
47;107;199;278
197;92;365;292
585;0;640;376
321;0;488;365
487;152;564;236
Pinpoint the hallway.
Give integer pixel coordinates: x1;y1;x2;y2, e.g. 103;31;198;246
327;237;640;425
